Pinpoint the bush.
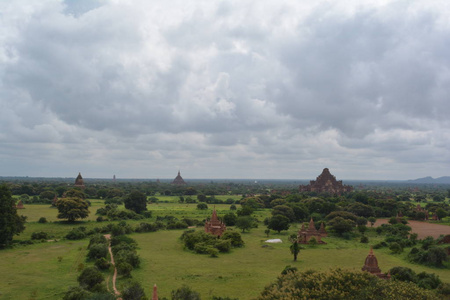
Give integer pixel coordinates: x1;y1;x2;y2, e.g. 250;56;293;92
77;267;104;292
66;228;86;240
63;286;91;300
87;243;108;261
38;217;47;224
216;239;231;253
117;261;133;277
121;281;147;300
31;231;49;240
389;242;403;254
221;231;245;247
88;234;108;248
95;257;111;270
116;249;140;268
208;247;219;257
197;203;208;210
171;285;201;300
360;236;369;243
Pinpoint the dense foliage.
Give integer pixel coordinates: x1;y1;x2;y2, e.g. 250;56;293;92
0;184;26;248
257;269;440;300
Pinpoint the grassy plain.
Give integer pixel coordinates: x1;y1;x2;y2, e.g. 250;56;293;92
1;200;450;299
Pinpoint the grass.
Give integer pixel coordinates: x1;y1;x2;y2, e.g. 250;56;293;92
2;202;450;299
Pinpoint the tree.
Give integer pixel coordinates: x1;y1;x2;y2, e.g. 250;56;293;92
290;241;300;261
0;184;26;248
328;217;355;236
124;191;147;214
223;212;237;226
77;267;104;292
236;216;253;232
368;217;376;227
56;197;89;222
271;205;295;222
436;208;447;220
267;215;290;233
196;203;208;210
171;285;201;300
122;281;147;300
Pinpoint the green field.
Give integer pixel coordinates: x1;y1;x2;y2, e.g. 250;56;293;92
1;200;450;299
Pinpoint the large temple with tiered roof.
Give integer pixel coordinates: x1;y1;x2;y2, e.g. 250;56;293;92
299;168;353;195
74;172;85;189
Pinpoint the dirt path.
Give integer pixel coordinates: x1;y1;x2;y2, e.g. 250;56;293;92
104;234;121;298
374;219;450;239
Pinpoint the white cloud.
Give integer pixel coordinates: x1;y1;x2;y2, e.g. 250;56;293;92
0;0;449;179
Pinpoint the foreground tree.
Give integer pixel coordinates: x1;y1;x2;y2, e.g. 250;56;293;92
124;191;147;214
56;197;90;222
257;268;440;300
0;184;26;248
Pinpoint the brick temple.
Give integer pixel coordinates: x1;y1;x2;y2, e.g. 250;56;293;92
362;248;390;279
299;168;353;195
297;218;327;244
171;171;186;185
205;208;226;237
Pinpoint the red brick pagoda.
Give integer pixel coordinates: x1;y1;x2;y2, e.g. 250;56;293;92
299;168;353;195
205;208;226;237
297;218;326;244
362;248;390;279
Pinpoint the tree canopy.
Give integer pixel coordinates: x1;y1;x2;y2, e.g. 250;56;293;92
56;197;90;222
0;184;26;248
124;191;147;214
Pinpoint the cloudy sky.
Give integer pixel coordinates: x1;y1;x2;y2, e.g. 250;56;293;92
1;0;449;180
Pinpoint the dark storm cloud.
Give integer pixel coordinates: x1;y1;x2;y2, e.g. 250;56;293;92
0;0;449;179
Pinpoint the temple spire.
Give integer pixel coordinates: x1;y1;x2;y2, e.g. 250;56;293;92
152;284;158;300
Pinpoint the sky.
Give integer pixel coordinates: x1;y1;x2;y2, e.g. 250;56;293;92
1;0;449;180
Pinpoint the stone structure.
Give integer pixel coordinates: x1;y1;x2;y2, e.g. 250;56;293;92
362;248;390;279
297;218;326;244
152;284;158;300
205;208;226;237
172;171;186;185
74;172;85;189
299;168;353;195
16;200;25;209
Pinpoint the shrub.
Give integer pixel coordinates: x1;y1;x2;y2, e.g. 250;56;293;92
38;217;47;224
87;243;108;261
77;267;104;292
167;221;189;229
208;247;219;257
197;203;208;210
360;236;369;243
117;261;133;277
216;239;231;253
221;231;245;247
121;281;147;300
88;234;108;248
63;286;91;300
31;231;49;240
66;228;86;240
389;242;403;254
171;285;201;300
95;257;111;270
116;249;140;268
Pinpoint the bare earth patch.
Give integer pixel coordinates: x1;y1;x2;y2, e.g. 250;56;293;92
375;219;450;239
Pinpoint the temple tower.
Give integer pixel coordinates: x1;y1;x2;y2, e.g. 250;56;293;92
172;171;187;185
74;172;85;189
362;248;390;279
205;208;227;236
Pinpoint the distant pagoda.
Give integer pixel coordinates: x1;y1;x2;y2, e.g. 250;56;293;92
205;208;227;237
171;171;186;185
74;172;85;189
299;168;353;195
